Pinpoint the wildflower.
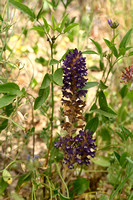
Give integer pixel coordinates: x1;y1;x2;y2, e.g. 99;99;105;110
107;19;119;29
62;48;88;134
121;65;133;90
121;65;133;83
55;49;96;169
55;130;96;169
26;154;39;161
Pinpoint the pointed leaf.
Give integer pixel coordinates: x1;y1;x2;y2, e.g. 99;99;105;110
99;80;108;90
119;28;133;48
42;17;50;33
49;59;59;65
99;91;108;110
64;23;78;33
0;95;16;108
9;0;35;19
92;156;110;167
0;82;20;95
71;178;90;195
85;117;99;133
53;68;63;86
82;50;98;55
90;38;102;54
34;86;50;110
90;109;117;118
82;82;99;90
60;14;68;31
16;172;32;191
41;73;51;89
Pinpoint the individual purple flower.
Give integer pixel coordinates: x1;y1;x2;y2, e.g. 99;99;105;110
107;19;119;29
54;129;96;169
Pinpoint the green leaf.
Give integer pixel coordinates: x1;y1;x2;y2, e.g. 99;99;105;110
42;17;50;32
119;28;133;48
40;73;51;89
0;14;3;21
9;0;35;19
49;59;59;65
104;39;118;57
85;117;99;133
90;109;117;118
119;47;126;56
98;127;111;143
119;85;128;98
36;6;43;20
30;78;38;89
99;80;108;90
63;23;78;33
128;192;133;200
71;178;90;195
0;82;20;95
0;119;8;132
2;169;12;184
0;95;16;108
99;195;109;200
82;82;99;90
34;86;50;110
92;156;110;167
60;13;68;31
99;60;104;70
120;125;132;140
128;51;133;56
99;91;108;110
16;172;32;191
0;178;8;195
53;68;63;86
31;26;45;33
120;152;128;167
51;13;56;29
35;57;48;66
90;38;102;54
82;50;98;55
114;151;120;163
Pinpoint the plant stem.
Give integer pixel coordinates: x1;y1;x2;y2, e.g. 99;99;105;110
45;41;54;167
43;40;54;198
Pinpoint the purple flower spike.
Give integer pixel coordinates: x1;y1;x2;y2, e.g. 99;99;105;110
107;19;119;29
62;48;88;100
55;49;96;169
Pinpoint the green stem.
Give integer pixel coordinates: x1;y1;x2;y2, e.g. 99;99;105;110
56;163;69;198
45;41;54;167
43;40;55;198
0;115;25;130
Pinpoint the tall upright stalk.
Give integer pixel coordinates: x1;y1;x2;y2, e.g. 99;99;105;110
43;38;55;198
45;40;54;167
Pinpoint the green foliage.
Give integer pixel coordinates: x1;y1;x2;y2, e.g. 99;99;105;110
34;86;50;110
1;0;133;199
69;178;90;196
53;68;63;86
9;0;35;19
